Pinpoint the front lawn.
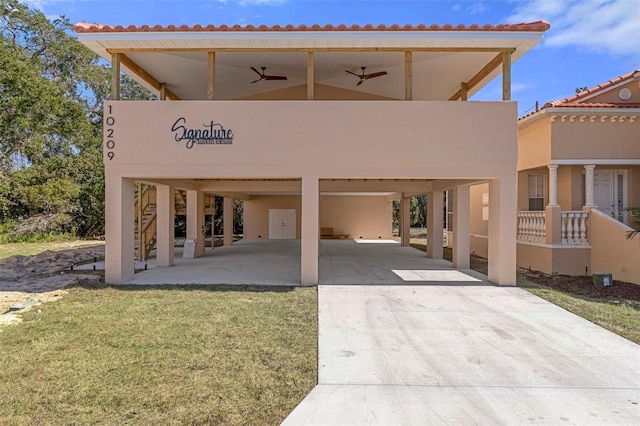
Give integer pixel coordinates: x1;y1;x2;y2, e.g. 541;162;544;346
0;285;317;425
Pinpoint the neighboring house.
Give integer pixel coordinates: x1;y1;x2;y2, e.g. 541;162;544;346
471;70;640;284
73;21;549;285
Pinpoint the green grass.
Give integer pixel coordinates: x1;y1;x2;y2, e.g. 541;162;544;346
0;239;104;259
518;275;640;345
0;285;317;425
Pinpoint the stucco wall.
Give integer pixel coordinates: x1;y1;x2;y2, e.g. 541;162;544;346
518;118;552;171
243;195;302;239
590;209;640;284
104;100;516;179
517;243;590;276
320;195;392;239
469;183;489;257
551;120;640;160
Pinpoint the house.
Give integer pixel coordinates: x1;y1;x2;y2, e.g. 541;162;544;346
470;70;640;284
73;21;550;285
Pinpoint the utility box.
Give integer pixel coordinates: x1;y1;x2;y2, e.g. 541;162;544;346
593;272;613;287
183;239;196;259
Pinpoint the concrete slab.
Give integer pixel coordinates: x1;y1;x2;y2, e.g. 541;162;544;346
124;239;301;285
282;285;640;425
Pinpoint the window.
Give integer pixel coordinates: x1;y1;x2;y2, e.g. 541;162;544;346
528;174;544;211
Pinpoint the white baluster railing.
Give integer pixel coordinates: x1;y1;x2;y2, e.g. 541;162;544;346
561;211;589;244
517;211;546;243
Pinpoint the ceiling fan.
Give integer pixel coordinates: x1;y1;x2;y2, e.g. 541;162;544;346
251;67;287;83
346;67;388;86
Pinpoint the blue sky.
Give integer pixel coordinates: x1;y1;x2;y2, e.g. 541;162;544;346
25;0;640;115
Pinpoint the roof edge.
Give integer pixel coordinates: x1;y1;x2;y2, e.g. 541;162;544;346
73;21;551;34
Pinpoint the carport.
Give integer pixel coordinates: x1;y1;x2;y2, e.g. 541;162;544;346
122;239;485;286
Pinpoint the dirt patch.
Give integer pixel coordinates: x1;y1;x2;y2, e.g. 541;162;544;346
520;269;640;302
0;246;104;314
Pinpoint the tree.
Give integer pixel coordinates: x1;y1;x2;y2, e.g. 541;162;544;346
0;0;152;238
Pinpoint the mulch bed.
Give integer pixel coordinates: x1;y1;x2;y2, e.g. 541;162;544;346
521;269;640;302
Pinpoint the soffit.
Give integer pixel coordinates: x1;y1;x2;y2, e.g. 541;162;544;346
77;26;547;101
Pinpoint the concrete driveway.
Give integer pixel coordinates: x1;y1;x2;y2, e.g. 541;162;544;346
283;284;640;425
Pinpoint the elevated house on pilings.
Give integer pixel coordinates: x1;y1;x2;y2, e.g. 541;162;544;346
73;21;550;285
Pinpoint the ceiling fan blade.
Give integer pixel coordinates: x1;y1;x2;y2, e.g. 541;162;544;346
345;70;360;77
363;71;388;80
264;75;287;80
356;80;363;86
250;79;261;83
250;67;263;76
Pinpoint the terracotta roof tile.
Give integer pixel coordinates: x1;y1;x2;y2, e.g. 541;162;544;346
544;102;640;109
546;69;640;106
73;21;551;34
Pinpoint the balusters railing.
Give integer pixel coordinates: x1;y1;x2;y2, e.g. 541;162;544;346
517;211;546;243
561;211;589;244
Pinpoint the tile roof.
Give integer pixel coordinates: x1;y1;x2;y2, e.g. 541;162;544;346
73;21;551;34
545;69;640;107
544;102;640;109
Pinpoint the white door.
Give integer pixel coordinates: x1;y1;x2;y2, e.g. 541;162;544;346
268;209;296;239
593;170;627;222
594;170;615;217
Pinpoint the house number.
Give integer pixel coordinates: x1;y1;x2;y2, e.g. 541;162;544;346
105;105;116;160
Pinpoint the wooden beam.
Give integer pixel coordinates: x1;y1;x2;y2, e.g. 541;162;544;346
449;52;503;100
118;53;180;100
108;47;517;54
208;51;215;100
404;51;412;101
502;51;511;101
460;82;468;101
159;83;166;100
111;53;120;100
307;51;314;100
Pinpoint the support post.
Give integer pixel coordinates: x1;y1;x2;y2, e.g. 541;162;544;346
547;164;559;206
156;185;175;267
405;51;412;101
301;176;319;285
584;165;596;207
488;178;517;285
502;51;511;101
159;83;166;100
460;82;468;101
137;182;144;261
105;176;135;283
186;190;205;257
400;196;411;247
223;197;234;246
427;190;444;259
111;53;120;100
208;51;215;100
452;186;470;269
307;52;314;100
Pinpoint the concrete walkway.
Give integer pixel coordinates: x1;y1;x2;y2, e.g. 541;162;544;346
282;284;640;425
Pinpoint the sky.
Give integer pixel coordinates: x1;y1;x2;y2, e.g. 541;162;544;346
24;0;640;116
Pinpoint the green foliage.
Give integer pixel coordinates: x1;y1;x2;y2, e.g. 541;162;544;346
626;207;640;239
0;0;153;238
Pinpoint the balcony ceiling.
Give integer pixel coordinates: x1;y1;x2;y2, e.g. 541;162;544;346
76;25;547;101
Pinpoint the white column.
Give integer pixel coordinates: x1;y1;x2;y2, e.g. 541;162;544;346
301;176;319;285
105;175;135;284
426;190;444;259
452;186;470;269
584;165;596;207
547;164;559;206
400;195;411;247
223;197;234;246
156;184;175;267
186;190;205;257
488;178;517;285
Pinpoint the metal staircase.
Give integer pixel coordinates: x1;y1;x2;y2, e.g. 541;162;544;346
134;185;157;261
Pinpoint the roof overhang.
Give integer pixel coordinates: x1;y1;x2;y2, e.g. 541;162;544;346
75;22;549;101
